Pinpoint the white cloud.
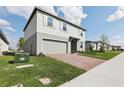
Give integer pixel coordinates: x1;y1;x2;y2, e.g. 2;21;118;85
39;6;57;15
6;26;15;32
57;6;87;25
6;6;34;19
111;34;124;48
4;32;9;35
5;6;57;20
0;7;8;16
0;18;10;27
112;35;120;39
107;6;124;22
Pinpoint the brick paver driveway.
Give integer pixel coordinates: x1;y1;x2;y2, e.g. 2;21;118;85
47;54;105;71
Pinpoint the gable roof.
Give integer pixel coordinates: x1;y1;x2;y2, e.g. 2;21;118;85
0;28;9;44
23;7;86;31
85;41;96;43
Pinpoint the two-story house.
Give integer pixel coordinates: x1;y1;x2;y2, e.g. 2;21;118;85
23;7;86;55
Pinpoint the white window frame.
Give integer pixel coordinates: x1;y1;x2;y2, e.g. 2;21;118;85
60;22;67;32
47;16;53;27
43;14;55;28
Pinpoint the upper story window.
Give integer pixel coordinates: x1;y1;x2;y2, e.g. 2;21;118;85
47;16;53;27
63;22;67;31
81;32;83;36
79;30;83;36
60;22;67;31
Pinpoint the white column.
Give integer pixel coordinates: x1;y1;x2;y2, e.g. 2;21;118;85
68;41;71;53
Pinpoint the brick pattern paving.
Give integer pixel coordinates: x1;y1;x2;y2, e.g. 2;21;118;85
48;54;105;71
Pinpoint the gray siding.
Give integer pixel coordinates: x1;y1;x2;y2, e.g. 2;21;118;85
24;33;37;55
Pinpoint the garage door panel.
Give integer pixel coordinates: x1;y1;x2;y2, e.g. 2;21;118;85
43;39;67;54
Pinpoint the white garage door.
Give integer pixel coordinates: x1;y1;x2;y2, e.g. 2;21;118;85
43;39;67;54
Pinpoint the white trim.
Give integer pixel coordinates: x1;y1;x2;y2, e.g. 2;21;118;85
43;14;47;26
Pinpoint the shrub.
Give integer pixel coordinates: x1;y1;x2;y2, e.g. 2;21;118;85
2;51;15;56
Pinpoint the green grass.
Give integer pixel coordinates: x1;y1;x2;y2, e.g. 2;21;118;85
80;51;122;60
0;56;85;87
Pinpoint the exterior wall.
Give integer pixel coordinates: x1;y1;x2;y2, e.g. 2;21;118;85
85;42;97;51
24;13;37;41
24;33;37;55
97;42;103;51
92;43;97;50
112;46;118;51
24;12;37;55
37;11;85;53
0;37;9;52
37;11;85;39
85;42;91;51
108;46;112;51
104;44;108;51
77;31;85;51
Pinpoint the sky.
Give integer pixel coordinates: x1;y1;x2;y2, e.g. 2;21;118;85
0;6;124;49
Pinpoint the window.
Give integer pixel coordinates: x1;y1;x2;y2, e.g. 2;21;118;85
81;32;83;36
63;22;67;31
80;42;83;48
79;30;83;36
47;16;53;27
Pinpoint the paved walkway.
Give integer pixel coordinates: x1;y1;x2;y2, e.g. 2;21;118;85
60;52;124;87
48;54;105;71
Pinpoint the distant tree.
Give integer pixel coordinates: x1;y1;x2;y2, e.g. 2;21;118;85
17;37;25;50
100;34;109;52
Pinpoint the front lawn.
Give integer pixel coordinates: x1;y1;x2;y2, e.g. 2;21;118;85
80;51;122;60
0;56;85;87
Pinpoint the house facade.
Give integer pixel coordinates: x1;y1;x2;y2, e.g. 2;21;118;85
23;7;86;55
0;29;9;54
85;41;97;51
95;41;103;51
107;44;112;51
112;46;121;51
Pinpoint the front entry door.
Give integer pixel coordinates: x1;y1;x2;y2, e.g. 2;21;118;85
71;39;77;53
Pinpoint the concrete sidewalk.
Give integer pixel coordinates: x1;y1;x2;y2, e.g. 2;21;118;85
60;52;124;87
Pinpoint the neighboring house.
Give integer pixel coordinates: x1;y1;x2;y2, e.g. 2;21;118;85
95;41;103;51
86;40;113;51
112;45;121;51
107;44;112;51
85;41;97;51
104;43;108;51
23;7;86;55
0;29;9;54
